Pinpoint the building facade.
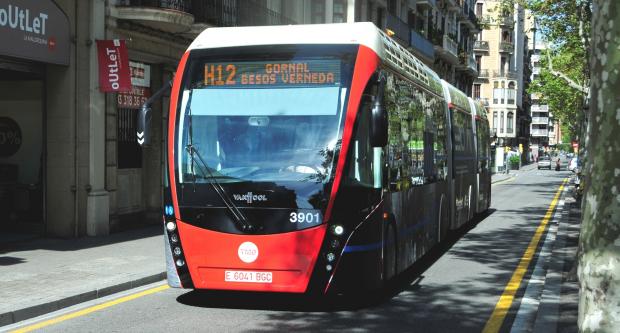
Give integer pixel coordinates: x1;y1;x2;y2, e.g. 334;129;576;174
526;15;558;158
473;0;530;168
0;0;481;237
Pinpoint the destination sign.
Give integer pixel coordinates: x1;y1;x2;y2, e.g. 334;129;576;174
203;60;341;87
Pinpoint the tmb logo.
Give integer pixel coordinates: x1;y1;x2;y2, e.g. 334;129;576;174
232;192;267;204
238;242;258;263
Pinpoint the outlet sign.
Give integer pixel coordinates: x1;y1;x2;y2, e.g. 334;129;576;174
0;0;70;65
96;39;131;92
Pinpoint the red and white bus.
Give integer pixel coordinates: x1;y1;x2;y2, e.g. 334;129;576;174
139;22;491;294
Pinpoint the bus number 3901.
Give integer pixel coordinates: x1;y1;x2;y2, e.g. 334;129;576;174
289;212;321;224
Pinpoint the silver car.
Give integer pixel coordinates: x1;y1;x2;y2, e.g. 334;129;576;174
538;156;552;170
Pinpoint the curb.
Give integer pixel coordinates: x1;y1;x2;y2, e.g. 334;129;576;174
0;272;166;327
532;185;574;332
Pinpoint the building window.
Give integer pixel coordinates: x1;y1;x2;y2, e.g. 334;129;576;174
500;111;504;133
333;0;347;23
476;3;483;16
311;0;325;23
475;55;482;72
473;84;481;99
493;111;498;131
507;112;514;133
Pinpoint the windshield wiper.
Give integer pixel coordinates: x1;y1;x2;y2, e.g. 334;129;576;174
185;145;256;233
185;106;255;233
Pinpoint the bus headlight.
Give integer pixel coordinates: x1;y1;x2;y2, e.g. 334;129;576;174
176;259;185;267
332;225;344;236
166;221;176;232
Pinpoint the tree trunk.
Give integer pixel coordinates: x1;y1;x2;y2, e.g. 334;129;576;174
577;1;620;331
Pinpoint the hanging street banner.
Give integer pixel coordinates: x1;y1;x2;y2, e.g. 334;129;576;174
0;0;70;65
96;39;131;92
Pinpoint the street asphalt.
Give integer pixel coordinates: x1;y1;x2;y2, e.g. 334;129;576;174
0;162;580;332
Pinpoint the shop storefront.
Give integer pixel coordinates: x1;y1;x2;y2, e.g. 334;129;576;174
0;0;69;233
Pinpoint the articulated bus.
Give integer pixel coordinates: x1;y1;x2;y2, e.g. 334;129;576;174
140;23;491;295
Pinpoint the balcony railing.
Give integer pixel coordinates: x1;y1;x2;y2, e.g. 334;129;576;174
531;104;549;112
410;29;435;60
468;54;477;72
478;69;489;78
118;0;191;12
498;15;514;28
531;128;549;137
492;70;518;79
443;35;458;57
387;13;411;45
493;88;517;105
192;0;236;26
532;117;549;124
499;41;514;53
474;40;489;52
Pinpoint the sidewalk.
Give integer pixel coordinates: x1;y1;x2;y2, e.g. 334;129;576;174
532;182;581;333
0;226;166;326
492;162;539;184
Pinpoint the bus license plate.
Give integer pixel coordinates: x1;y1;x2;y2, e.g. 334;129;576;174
225;270;273;283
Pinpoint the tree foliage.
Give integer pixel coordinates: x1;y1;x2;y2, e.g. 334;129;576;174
525;0;591;140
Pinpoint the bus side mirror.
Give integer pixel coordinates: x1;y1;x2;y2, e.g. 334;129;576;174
137;81;172;147
370;75;387;147
137;104;152;146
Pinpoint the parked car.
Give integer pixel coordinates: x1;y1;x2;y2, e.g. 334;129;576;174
538;156;552;170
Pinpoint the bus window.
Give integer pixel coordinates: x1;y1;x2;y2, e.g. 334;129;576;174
344;95;381;189
385;74;404;191
430;94;448;181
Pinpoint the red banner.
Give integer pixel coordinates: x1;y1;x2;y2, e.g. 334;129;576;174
96;40;131;92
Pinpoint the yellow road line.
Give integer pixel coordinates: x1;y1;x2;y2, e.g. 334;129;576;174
11;284;170;333
482;178;568;333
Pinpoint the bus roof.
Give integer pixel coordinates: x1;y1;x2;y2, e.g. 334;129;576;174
189;22;445;97
189;22;384;55
470;98;488;120
441;80;472;114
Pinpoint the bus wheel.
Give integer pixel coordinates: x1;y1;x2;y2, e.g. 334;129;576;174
383;221;397;285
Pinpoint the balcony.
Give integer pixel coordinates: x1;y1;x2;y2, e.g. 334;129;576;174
113;0;194;33
498;15;514;28
386;13;411;46
532;117;549;124
531;104;549;112
192;0;237;27
492;70;519;79
444;35;459;57
410;29;435;61
477;69;490;79
478;15;492;26
458;52;478;75
493;88;517;105
459;3;477;29
531;128;549;137
474;40;489;53
499;41;514;53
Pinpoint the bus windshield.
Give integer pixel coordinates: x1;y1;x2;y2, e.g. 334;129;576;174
176;46;356;187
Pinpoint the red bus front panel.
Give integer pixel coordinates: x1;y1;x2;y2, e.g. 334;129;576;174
178;221;327;292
